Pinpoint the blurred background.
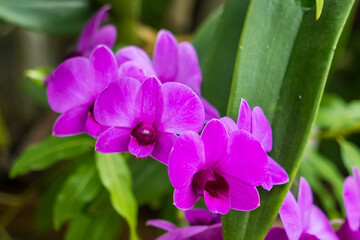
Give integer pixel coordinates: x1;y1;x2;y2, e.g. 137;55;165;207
0;0;359;239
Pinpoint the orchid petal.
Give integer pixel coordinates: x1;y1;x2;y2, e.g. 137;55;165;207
268;156;289;185
219;116;238;133
53;106;88;136
77;5;110;52
237;98;252;133
252;106;272;152
201;119;228;166
153;30;178;83
174;183;200;210
94;78;140;127
146;219;177;232
135;76;162;124
175;42;202;95
115;46;154;72
202;98;221;122
265;227;288;240
168;131;205;189
128;137;155;158
95;127;131;153
217;130;268;186
117;61;148;83
89;45;117;91
157;82;204;134
150;132;177;165
225;175;260;211
307;206;338;240
85;112;108;138
204;186;230;214
279;191;302;240
298;177;313;231
89;25;117;52
343;175;360;231
47;57;94;113
184;208;221;226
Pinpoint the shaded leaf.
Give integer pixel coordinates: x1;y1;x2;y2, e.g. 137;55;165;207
10;135;95;178
130;158;171;208
222;0;355;239
65;211;120;240
200;0;250;115
339;139;360;173
0;0;93;35
53;159;102;229
95;152;139;240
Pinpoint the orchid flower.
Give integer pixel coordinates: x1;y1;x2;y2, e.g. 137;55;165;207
220;98;288;190
336;167;360;240
47;45;118;138
115;30;219;121
168;119;268;214
94;76;204;164
72;5;117;58
147;208;222;240
266;177;338;240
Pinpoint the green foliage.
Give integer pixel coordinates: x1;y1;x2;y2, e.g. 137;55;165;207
214;0;355;238
299;148;344;218
0;0;93;35
95;152;139;240
0;110;9;149
339;138;360;173
10;135;95;178
53;159;102;229
316;0;324;20
200;0;250;115
130;158;171;208
65;211;120;240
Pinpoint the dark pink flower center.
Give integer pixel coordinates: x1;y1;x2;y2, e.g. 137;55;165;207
192;168;229;198
131;122;157;146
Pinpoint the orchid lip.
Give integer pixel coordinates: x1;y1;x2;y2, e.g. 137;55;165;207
192;168;229;198
131;122;157;146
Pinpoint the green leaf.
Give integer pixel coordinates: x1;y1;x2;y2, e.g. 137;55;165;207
53;159;102;229
222;0;355;239
299;148;344;218
130;158;171;208
10;135;95;178
339;139;360;173
192;7;222;71
317;94;346;128
65;212;120;240
316;0;324;20
24;67;51;86
200;0;250;115
95;152;139;240
0;0;93;35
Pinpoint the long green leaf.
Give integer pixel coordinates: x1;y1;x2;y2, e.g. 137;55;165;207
200;0;250;115
10;135;95;178
223;0;355;239
0;0;92;35
95;152;139;240
53;160;102;229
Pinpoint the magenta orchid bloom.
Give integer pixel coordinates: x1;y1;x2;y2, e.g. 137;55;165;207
47;45;118;138
336;167;360;240
147;208;222;240
72;5;117;58
115;30;219;121
265;177;338;240
220;98;288;190
94;76;204;164
168;119;268;214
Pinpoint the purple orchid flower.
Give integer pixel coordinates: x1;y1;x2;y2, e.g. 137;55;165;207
94;75;204;164
115;30;219;121
72;5;117;58
147;208;223;240
220;98;288;190
265;177;338;240
168;119;268;214
336;167;360;240
47;45;118;138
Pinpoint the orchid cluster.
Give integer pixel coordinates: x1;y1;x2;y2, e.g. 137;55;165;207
45;5;357;240
46;5;288;217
